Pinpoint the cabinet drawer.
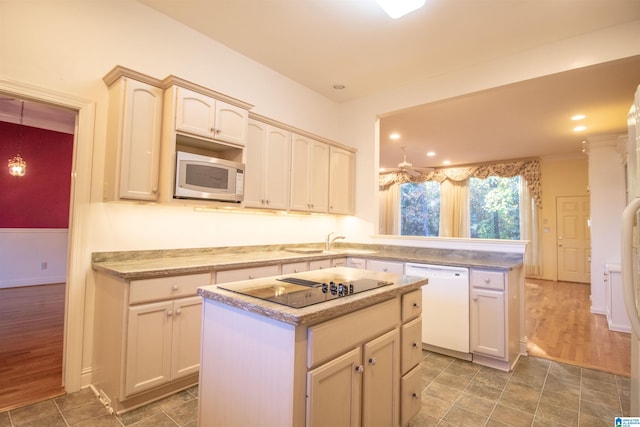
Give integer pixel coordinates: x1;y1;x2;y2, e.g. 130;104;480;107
366;259;404;274
401;316;423;374
401;364;422;426
129;273;210;304
216;265;279;283
309;259;332;270
307;298;399;368
281;261;308;274
471;270;505;290
401;289;422;322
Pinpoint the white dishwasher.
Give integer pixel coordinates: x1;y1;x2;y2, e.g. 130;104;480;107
405;263;470;357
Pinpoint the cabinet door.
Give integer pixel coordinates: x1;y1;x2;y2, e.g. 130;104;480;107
470;288;505;358
175;87;216;139
214;100;248;146
307;347;362;427
362;329;400;427
308;141;329;213
244;120;266;207
262;126;291;209
113;78;163;201
125;300;173;396
329;147;355;215
290;135;312;211
400;364;422;427
171;296;202;379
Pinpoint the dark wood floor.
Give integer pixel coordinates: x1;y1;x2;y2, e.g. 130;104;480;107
525;278;631;376
0;283;65;412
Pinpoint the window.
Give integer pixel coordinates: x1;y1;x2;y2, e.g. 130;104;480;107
400;181;440;236
469;176;521;240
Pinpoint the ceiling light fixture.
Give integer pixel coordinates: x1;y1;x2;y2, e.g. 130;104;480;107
376;0;426;19
442;160;451;165
8;101;27;177
390;133;400;140
573;125;587;132
571;114;586;121
426;151;436;157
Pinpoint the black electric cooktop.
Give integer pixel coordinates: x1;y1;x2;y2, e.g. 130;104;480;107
217;276;394;308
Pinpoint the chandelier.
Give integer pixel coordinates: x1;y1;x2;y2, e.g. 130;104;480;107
8;101;27;177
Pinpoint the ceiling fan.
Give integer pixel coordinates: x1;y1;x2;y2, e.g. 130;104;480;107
380;147;433;176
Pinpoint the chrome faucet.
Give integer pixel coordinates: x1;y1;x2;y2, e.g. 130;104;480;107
325;232;346;251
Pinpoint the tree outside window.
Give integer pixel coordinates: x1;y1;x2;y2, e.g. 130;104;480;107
469;176;521;240
400;181;440;236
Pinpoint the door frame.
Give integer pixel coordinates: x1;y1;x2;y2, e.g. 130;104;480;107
0;77;95;392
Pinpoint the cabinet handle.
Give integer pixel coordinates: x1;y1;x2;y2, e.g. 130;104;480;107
355;365;364;373
412;342;419;349
172;285;179;292
412;392;419;399
472;296;478;301
215;129;221;134
249;275;254;279
484;279;491;284
368;357;376;366
413;302;420;309
167;310;173;317
175;308;182;315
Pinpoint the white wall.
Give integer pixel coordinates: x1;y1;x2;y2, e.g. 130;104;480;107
0;229;68;288
588;135;627;314
2;0;640;391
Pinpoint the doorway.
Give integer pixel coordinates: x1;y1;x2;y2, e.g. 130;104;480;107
0;97;76;410
556;195;591;283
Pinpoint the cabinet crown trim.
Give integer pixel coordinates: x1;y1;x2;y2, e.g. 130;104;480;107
103;66;164;88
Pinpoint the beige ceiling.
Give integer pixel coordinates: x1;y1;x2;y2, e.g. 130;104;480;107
137;0;640;168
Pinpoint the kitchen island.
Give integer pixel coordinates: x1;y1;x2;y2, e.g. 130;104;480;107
197;267;426;427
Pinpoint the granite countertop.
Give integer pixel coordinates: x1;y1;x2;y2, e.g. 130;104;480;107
198;267;427;326
91;243;523;280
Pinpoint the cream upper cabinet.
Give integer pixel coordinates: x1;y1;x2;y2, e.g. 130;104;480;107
175;86;248;146
244;120;291;210
290;134;329;213
103;67;163;201
329;146;355;215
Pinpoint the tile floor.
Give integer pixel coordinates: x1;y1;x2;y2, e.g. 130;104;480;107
0;352;630;426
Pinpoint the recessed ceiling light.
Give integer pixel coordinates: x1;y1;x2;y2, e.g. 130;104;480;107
442;160;451;165
390;133;400;140
571;114;586;121
332;84;346;90
574;125;587;132
377;0;426;19
426;151;436;157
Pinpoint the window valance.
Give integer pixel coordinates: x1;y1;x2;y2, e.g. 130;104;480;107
379;158;542;207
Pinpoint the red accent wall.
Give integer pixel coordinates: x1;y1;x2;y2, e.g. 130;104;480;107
0;121;73;228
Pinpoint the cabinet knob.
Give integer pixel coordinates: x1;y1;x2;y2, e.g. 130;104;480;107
249;275;254;279
215;129;221;134
413;302;420;309
172;285;179;291
355;365;364;373
412;392;419;399
472;296;478;301
175;308;182;315
368;357;377;366
412;342;419;349
484;279;491;284
167;310;173;317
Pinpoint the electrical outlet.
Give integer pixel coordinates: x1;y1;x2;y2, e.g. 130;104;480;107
40;262;47;270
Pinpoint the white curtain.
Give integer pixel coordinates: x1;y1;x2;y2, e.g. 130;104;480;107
379;184;401;235
520;179;542;276
439;179;469;238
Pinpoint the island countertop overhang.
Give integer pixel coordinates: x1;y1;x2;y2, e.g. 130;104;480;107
198;267;427;326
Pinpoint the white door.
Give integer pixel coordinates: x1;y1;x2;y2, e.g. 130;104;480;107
557;195;591;283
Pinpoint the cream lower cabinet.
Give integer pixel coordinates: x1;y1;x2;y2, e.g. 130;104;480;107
125;296;202;396
198;290;422;427
307;329;399;427
469;268;521;371
92;272;210;414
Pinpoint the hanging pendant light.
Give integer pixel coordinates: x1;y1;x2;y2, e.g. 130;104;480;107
8;101;27;177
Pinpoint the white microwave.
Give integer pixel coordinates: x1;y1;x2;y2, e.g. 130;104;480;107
174;151;244;203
